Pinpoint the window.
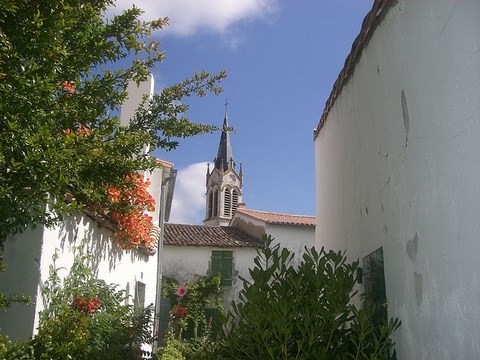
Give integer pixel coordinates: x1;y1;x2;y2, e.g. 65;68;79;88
224;188;232;217
125;282;130;305
134;281;146;309
208;191;213;219
361;247;387;324
211;250;233;286
232;189;239;214
213;190;219;217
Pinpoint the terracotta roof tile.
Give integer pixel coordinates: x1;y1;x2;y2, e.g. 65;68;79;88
164;223;261;248
235;208;316;227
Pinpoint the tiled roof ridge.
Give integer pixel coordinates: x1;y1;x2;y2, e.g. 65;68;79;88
237;207;315;219
164;223;261;248
235;208;316;226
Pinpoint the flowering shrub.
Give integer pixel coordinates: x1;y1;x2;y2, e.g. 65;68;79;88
159;276;223;360
32;242;155;359
105;174;157;251
72;296;101;315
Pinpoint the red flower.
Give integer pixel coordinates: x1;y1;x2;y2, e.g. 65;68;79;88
107;187;121;203
172;306;188;317
105;174;157;250
77;125;90;137
62;124;90;138
63;81;76;93
72;296;101;315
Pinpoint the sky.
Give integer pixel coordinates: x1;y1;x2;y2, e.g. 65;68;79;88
113;0;374;224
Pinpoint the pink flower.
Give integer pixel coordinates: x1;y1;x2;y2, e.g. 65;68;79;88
176;284;187;297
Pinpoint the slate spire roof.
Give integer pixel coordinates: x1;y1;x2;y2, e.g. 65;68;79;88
214;110;233;172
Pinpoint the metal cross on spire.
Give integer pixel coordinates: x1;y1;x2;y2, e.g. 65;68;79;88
224;98;229;122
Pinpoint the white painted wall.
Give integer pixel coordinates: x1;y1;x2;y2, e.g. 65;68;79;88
314;1;480;359
120;75;154;127
266;224;315;265
230;212;315;266
163;245;256;307
0;213;157;341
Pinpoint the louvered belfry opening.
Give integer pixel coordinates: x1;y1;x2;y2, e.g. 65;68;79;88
232;189;239;215
224;188;232;217
213;189;219;217
208;191;214;219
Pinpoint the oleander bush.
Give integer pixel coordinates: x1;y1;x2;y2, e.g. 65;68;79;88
216;235;400;360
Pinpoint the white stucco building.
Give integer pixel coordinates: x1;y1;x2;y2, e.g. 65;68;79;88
163;223;260;307
0;76;176;344
314;0;480;359
230;205;316;265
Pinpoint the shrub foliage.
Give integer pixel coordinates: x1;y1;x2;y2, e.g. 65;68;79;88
32;243;154;360
217;235;400;360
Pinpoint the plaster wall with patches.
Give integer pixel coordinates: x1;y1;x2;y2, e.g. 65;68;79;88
314;0;480;358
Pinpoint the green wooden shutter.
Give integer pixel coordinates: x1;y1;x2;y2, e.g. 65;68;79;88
362;247;387;325
212;250;233;286
157;297;170;347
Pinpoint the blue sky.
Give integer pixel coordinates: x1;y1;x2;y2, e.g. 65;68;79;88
114;0;374;224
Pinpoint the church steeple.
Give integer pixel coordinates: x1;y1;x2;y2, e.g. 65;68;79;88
204;105;243;226
214;105;233;172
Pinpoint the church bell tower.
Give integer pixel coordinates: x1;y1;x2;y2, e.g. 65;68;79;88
204;107;243;226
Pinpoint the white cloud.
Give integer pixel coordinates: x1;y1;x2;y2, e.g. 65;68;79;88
111;0;278;37
168;162;207;224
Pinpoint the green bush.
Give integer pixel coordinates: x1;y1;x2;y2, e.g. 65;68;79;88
162;275;223;340
217;235;400;360
159;275;223;360
0;334;35;360
31;243;155;359
158;333;185;360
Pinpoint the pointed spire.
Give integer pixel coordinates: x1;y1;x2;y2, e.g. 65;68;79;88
214;101;233;172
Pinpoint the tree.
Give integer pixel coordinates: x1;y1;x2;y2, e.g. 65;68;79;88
217;235;400;360
0;0;225;244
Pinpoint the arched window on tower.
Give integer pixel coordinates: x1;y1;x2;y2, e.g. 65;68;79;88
232;188;239;215
213;190;219;217
224;188;232;217
208;190;214;219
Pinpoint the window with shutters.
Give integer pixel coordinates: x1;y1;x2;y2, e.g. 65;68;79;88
134;281;146;309
224;188;231;217
361;247;387;325
232;189;239;215
213;190;219;217
208;191;213;219
211;250;233;286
